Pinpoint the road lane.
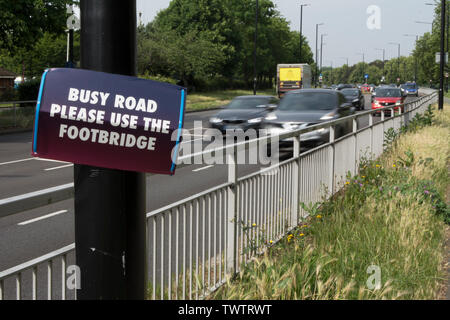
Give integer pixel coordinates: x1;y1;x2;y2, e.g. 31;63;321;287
0;92;423;273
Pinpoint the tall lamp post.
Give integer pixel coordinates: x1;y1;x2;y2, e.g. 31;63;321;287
356;52;365;83
315;23;324;87
320;34;328;76
299;3;310;63
375;48;385;82
253;0;259;95
439;0;446;110
340;57;349;66
403;34;419;83
389;42;401;83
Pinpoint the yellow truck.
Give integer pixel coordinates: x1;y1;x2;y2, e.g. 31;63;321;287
276;64;312;98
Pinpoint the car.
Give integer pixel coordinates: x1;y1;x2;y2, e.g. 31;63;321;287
371;87;406;116
402;82;419;97
209;95;279;134
330;84;337;90
336;84;354;90
340;88;365;110
261;89;356;150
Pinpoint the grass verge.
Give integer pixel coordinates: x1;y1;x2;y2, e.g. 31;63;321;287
186;89;276;111
211;105;450;300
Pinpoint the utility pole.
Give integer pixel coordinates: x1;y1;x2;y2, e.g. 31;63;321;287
320;34;327;77
375;48;385;82
389;42;401;83
299;4;310;63
403;35;419;83
75;0;146;299
439;0;446;110
315;23;324;87
253;0;259;95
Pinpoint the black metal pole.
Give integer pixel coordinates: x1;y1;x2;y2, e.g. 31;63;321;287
69;29;74;65
299;5;303;62
415;36;418;83
75;0;146;300
253;0;258;95
439;0;445;110
315;24;319;87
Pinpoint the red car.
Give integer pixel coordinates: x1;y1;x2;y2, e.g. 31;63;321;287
371;87;405;116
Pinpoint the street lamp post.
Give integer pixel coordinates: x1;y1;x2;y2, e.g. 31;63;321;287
299;4;310;63
389;42;401;83
439;0;446;110
253;0;259;95
375;48;385;82
320;34;327;75
315;23;324;87
357;52;365;83
403;34;419;83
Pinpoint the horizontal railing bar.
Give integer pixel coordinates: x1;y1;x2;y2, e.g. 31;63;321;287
0;244;75;280
146;182;231;218
0;100;37;105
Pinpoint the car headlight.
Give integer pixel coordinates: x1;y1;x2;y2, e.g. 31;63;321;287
320;112;337;120
247;117;262;124
209;117;222;123
265;113;278;121
352;98;359;102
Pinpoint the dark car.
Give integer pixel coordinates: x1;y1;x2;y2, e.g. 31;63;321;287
209;95;279;134
262;89;355;150
336;84;354;90
371;87;406;116
340;88;365;110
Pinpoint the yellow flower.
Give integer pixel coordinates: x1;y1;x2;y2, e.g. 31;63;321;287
345;181;350;185
392;164;396;168
376;164;381;168
362;176;366;178
269;240;273;244
252;223;257;227
300;233;305;237
316;214;322;219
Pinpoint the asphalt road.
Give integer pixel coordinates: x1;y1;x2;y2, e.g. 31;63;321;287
0;92;422;298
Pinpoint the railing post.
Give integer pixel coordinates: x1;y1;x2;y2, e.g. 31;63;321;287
292;135;300;227
13;103;16;127
353;117;358;173
226;145;238;276
328;125;335;196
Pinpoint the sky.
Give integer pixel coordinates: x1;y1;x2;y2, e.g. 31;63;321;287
136;0;437;67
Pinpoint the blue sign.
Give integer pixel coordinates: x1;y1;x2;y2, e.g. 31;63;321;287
364;74;369;79
32;68;186;175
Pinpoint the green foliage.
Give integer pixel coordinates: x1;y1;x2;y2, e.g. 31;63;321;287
138;0;314;91
0;0;75;52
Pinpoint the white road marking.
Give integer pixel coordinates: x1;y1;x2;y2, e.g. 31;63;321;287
192;165;214;172
44;164;73;171
0;158;34;166
35;158;70;164
18;210;68;226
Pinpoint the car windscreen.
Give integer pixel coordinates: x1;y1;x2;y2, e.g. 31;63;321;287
374;88;402;97
227;97;269;109
341;89;358;96
404;84;417;89
278;92;336;111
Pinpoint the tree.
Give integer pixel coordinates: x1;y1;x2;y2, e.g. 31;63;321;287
0;0;75;52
